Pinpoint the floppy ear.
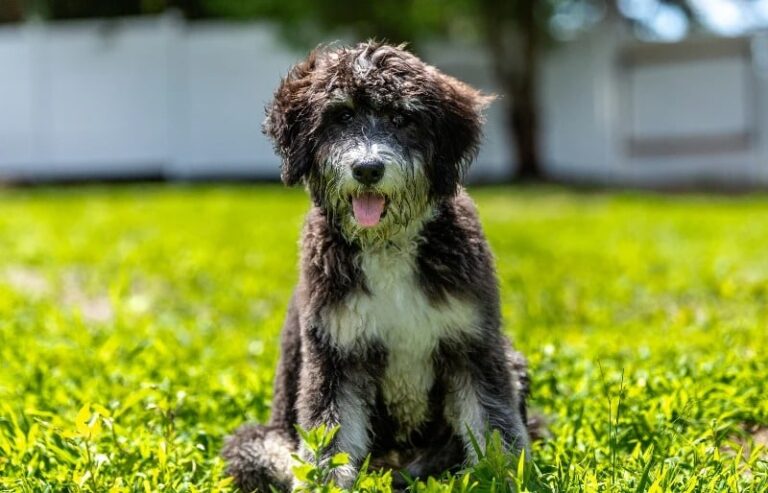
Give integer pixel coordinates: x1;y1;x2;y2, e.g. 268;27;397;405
263;50;319;186
428;75;494;197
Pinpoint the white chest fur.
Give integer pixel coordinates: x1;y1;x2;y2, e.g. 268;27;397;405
321;244;480;435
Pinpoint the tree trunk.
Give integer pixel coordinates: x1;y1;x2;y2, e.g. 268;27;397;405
505;95;540;181
481;0;544;182
0;0;24;22
508;16;541;182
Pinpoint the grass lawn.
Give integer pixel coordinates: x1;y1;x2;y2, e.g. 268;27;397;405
1;184;767;492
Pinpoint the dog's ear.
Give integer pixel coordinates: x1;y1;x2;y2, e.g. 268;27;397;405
263;50;320;186
428;74;494;197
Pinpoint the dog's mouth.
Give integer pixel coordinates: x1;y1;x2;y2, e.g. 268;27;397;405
351;192;388;228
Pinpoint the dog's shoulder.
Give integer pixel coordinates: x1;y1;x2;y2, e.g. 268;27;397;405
416;189;499;307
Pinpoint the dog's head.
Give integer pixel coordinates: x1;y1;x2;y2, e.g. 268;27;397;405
264;42;492;243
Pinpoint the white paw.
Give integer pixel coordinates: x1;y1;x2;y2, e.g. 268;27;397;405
330;464;357;488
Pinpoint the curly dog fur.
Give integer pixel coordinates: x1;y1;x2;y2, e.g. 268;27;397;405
223;41;534;492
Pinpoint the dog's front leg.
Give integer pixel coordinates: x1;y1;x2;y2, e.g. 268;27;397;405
295;327;374;488
445;340;530;463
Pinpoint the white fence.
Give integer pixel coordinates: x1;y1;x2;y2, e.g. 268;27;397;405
541;29;768;187
2;14;768;186
0;14;511;182
1;16;300;180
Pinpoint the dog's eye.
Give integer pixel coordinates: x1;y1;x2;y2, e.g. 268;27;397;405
337;109;354;123
391;113;410;129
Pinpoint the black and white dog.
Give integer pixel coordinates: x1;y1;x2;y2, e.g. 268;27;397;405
223;42;532;492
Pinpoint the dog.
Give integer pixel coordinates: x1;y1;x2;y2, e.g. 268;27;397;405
222;41;532;492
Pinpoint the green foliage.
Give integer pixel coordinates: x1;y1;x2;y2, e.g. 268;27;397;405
201;0;474;49
461;429;534;493
197;0;563;51
1;184;767;492
292;424;349;493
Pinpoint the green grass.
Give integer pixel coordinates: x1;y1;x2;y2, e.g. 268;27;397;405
1;184;767;492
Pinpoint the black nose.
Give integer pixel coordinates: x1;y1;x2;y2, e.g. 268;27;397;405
352;160;385;186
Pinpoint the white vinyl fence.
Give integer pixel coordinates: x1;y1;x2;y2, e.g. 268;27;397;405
0;14;511;182
541;30;768;187
2;14;768;186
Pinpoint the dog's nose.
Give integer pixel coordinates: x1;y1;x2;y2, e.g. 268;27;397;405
352;160;385;186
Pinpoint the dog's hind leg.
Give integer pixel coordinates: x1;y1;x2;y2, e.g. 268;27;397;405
505;347;548;442
223;296;303;492
222;424;295;493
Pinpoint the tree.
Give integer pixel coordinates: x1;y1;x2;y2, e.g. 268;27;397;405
0;0;24;23
477;0;550;181
193;0;558;180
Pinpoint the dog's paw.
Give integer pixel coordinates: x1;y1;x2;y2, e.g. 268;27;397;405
222;424;294;493
329;463;358;489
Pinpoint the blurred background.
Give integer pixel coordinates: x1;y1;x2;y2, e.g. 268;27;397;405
2;0;768;188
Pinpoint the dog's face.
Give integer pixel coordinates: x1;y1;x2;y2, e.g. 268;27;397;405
264;42;491;243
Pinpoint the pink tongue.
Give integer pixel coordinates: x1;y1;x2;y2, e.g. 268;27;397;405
352;193;386;227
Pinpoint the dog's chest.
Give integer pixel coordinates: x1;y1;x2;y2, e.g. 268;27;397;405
321;246;479;434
